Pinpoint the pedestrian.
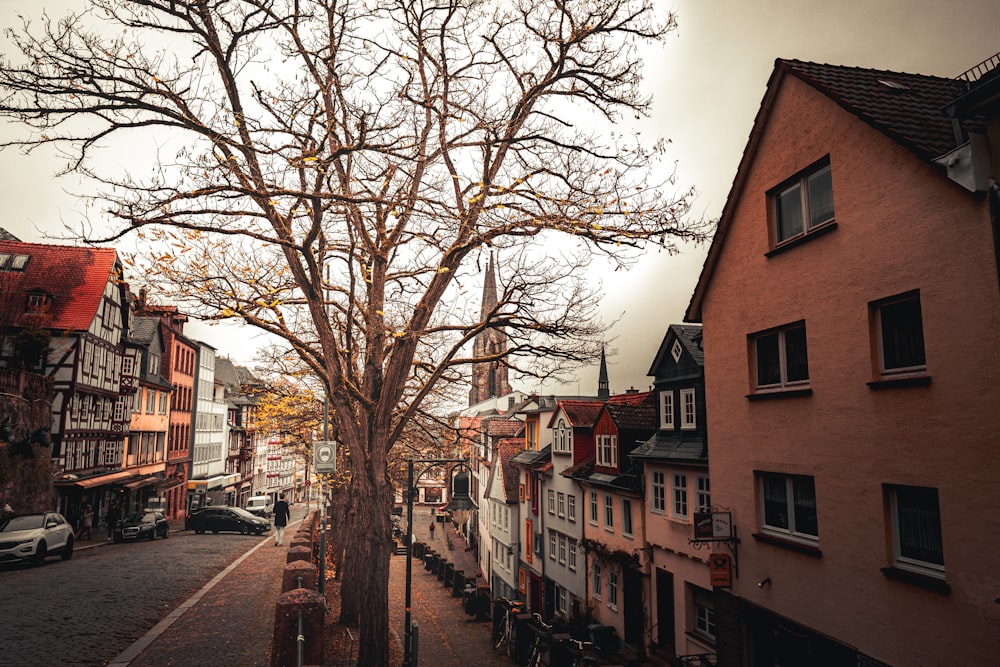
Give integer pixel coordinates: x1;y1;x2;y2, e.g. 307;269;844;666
77;503;93;540
429;520;435;539
2;502;12;518
107;502;120;540
273;494;291;546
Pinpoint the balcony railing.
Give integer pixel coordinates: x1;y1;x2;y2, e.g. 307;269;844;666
0;367;49;397
956;51;1000;85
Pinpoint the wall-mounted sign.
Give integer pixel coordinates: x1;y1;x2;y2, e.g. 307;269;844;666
694;511;733;539
313;441;337;474
710;553;732;588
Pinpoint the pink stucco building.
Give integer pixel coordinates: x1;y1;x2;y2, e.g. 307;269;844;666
686;57;1000;665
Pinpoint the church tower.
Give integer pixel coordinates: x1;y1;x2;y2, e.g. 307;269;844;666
469;255;511;406
598;346;610;398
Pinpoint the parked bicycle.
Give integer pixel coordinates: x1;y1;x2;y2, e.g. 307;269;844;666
562;637;599;667
526;613;553;667
492;597;524;657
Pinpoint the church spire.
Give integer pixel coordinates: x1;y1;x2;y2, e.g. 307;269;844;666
598;346;610;398
470;254;511;406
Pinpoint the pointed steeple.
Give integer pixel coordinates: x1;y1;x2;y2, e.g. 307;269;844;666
470;253;511;406
598;346;610;398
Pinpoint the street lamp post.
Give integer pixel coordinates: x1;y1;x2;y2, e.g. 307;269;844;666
403;458;477;667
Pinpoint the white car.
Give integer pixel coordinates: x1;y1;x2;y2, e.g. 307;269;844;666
0;512;75;566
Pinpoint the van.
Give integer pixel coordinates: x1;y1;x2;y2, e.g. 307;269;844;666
245;495;273;518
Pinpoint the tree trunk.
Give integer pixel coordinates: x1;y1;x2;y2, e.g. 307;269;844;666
342;469;393;667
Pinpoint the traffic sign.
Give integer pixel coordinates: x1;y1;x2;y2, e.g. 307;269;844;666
314;441;337;473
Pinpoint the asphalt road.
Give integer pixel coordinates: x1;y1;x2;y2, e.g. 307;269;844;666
0;529;270;667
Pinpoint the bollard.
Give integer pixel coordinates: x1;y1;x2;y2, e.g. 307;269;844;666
443;561;454;587
452;570;465;597
436;559;447;581
282;560;318;592
286;545;312;564
270;588;325;667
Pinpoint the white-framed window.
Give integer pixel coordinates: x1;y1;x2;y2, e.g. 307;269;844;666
751;321;809;390
146;390;156;414
148;353;160;377
592;563;603;599
589;491;599;525
553;419;572;454
672;474;688;518
887;484;944;578
548;489;556;514
558;534;567;563
549;531;557;561
659;390;674;429
671;338;683;362
621;499;633;537
557;492;566;517
607;569;619;610
567;495;577;522
604;495;614;529
568;539;577;571
113;397;127;421
652;471;666;514
596;434;617;468
680;388;696;430
771;159;834;245
760;472;819;544
691;586;716;641
871;291;926;378
696;476;711;512
159;392;168;414
555;584;569;616
122;356;134;377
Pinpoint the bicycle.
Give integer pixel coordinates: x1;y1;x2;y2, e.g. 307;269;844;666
525;613;553;667
492;597;524;657
562;637;599;667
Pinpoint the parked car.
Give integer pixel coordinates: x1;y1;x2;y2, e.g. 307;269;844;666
245;495;274;518
113;511;169;542
186;506;270;535
0;512;74;566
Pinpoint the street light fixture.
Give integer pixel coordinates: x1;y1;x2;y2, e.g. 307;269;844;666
403;458;477;667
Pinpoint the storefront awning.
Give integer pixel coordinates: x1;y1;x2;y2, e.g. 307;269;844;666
157;477;185;492
54;469;138;489
123;475;164;491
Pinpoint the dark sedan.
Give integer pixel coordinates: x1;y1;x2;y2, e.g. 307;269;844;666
114;511;169;542
186;506;270;535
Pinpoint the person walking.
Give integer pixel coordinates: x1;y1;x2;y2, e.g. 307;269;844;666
429;520;435;539
107;502;120;541
273;494;291;546
77;503;93;540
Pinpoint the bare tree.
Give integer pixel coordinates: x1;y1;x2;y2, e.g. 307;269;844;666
0;1;707;664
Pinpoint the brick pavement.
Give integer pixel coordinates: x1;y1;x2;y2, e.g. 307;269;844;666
82;504;514;667
388;506;514;667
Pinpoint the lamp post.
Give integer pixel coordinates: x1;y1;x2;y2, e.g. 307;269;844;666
403;458;477;667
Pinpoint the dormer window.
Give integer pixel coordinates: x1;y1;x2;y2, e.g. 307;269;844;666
26;291;51;312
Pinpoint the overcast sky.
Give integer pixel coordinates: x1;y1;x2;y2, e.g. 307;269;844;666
1;0;998;394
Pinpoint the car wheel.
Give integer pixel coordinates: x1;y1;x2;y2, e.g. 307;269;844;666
162;529;169;539
240;525;250;535
33;540;47;566
196;529;205;535
61;536;74;560
211;529;220;534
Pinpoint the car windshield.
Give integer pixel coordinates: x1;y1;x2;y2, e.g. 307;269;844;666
123;513;152;524
230;507;260;519
0;514;45;531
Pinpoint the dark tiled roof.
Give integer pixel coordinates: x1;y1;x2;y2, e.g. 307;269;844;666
604;391;656;430
780;59;985;163
630;432;707;465
549;400;604;429
562;456;595;480
130;316;160;345
576;461;643;494
0;240;120;331
510;444;551;468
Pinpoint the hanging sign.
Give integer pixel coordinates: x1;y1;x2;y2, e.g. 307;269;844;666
710;553;732;588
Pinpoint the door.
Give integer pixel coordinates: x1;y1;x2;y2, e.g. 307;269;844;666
655;568;675;655
623;567;644;648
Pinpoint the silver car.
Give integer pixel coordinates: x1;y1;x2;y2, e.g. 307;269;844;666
0;512;75;566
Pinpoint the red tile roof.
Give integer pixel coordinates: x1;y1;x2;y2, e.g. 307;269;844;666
550;400;604;429
0;240;120;331
485;417;523;438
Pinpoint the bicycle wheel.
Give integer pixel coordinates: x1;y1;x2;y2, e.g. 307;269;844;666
493;610;509;650
506;622;517;657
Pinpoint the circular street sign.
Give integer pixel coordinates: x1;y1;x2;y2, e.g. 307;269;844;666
317;444;334;463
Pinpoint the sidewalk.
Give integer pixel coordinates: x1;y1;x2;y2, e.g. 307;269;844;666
388;506;512;667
